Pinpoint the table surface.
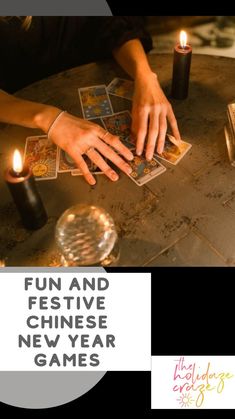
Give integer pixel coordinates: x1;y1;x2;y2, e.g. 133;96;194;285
1;53;235;267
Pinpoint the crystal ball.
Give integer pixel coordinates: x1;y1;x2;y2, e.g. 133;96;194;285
55;204;118;266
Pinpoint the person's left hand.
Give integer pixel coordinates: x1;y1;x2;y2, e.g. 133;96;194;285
131;71;181;160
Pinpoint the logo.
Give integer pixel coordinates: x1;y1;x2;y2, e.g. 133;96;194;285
173;356;234;408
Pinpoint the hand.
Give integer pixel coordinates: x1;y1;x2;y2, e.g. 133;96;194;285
131;72;181;160
48;112;133;185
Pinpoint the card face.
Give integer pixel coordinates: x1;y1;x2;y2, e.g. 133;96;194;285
78;85;113;119
92;118;106;129
102;111;132;141
57;149;77;173
126;150;166;186
107;78;134;100
71;155;103;176
122;139;135;150
156;134;192;165
24;135;58;180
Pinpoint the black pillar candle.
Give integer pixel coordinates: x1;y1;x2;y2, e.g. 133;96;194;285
171;31;192;100
5;150;48;230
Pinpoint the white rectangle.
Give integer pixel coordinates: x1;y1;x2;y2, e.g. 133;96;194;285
151;355;235;409
0;272;151;371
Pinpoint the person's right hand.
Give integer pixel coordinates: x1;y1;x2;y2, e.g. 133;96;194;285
48;111;134;185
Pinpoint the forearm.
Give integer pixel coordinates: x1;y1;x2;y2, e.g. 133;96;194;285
0;90;61;132
112;39;154;80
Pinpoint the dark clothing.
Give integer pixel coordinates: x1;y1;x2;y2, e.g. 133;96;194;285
0;16;152;93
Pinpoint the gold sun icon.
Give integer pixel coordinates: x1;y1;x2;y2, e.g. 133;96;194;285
31;159;55;178
177;392;194;408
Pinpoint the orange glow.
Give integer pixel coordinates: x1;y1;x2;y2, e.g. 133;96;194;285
180;30;187;48
13;149;23;174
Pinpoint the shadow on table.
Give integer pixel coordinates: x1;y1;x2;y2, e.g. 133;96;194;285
161;78;232;154
117;237;164;267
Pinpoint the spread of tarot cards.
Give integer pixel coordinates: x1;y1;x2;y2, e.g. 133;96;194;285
23;78;192;185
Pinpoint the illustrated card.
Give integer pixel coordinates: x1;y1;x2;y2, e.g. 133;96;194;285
71;155;103;176
122;138;135;150
24;135;58;180
126;149;166;186
57;149;77;173
78;85;113;119
107;78;134;100
156;134;192;165
92;118;106;129
101;111;132;141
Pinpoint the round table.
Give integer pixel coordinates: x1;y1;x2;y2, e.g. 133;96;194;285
1;53;235;267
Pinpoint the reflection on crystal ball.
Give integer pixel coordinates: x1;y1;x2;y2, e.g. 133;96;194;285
55;204;118;266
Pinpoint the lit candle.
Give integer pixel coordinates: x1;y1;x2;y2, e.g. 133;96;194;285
171;30;192;100
4;149;48;230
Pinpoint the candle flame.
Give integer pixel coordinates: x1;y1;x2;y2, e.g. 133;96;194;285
13;149;23;174
180;30;187;48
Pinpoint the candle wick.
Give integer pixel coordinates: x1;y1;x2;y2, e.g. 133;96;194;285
14;169;21;177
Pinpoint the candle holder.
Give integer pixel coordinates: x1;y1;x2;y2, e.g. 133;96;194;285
5;150;48;230
171;30;192;100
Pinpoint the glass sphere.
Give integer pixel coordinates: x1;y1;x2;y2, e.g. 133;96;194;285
55;204;118;266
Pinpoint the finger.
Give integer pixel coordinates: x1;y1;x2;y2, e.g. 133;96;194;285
98;130;133;161
132;107;149;156
166;133;180;147
167;105;181;142
86;148;119;182
95;138;133;176
167;133;184;152
156;113;167;154
69;151;96;185
145;109;159;161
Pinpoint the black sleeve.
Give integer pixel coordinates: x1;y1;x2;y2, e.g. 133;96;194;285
92;16;153;58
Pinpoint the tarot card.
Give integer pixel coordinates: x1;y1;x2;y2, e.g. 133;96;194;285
102;111;132;141
24;135;58;180
78;85;113;119
107;78;134;100
57;149;77;173
71;155;103;176
122;139;135;150
156;134;192;165
92;118;106;128
126;149;166;186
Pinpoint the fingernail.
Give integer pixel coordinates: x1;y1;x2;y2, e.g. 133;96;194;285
89;177;96;185
136;150;142;156
128;152;134;160
111;171;119;181
146;153;153;161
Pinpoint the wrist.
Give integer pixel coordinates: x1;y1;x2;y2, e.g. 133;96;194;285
47;110;66;139
34;105;63;133
135;68;158;83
